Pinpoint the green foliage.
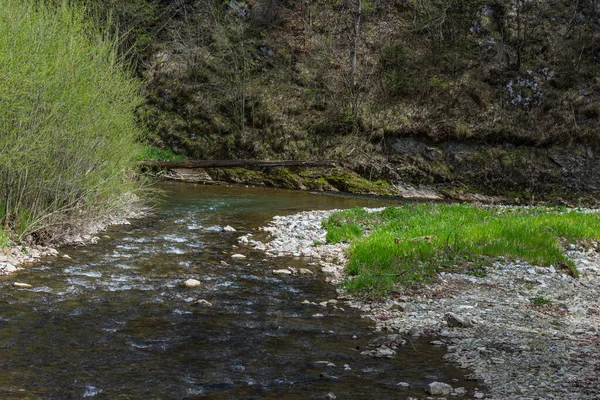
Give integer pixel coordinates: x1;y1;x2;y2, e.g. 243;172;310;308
138;146;185;162
530;296;553;306
325;204;600;294
0;229;10;248
326;223;363;244
323;207;368;243
0;0;143;239
82;0;160;70
381;43;414;92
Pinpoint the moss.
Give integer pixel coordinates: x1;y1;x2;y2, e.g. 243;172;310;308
264;167;303;190
324;168;393;195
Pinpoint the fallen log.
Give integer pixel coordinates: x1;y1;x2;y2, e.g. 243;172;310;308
138;159;338;169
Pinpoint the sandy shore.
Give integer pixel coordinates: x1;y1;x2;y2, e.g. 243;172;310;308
241;209;600;400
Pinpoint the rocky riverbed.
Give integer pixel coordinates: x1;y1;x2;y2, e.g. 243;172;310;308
241;209;600;400
0;208;146;276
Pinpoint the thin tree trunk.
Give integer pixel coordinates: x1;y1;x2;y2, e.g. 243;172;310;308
351;0;362;87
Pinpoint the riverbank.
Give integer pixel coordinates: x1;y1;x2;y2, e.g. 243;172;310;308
0;201;147;276
244;208;600;399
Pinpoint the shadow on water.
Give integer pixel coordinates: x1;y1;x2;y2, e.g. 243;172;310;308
0;183;482;399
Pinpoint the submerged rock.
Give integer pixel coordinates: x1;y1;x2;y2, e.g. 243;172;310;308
184;279;201;288
361;345;397;358
195;299;213;307
298;268;313;275
314;361;335;367
369;334;406;349
223;225;237;232
426;381;453;395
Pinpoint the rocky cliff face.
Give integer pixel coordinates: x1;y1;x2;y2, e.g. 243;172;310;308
384;136;600;202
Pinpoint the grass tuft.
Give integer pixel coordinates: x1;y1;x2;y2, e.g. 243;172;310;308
322;204;600;295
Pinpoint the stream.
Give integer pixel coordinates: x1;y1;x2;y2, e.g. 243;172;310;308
0;183;480;399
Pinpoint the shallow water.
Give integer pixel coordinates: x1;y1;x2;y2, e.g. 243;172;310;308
0;183;480;398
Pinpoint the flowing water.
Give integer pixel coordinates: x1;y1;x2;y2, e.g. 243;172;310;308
0;183;480;399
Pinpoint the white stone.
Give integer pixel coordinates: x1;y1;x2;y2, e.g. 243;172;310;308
195;299;213;306
13;282;32;289
224;225;237;232
184;279;202;288
314;361;335;367
272;269;292;275
0;262;17;274
231;254;246;259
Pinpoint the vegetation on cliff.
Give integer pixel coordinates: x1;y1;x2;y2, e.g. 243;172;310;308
121;0;599;155
0;0;144;244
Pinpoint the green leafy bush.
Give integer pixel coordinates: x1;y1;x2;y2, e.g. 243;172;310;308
138;146;186;162
0;0;143;240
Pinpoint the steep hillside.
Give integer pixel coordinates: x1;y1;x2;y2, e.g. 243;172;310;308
100;0;600;200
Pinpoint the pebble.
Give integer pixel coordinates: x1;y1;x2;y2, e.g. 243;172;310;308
184;279;201;288
314;361;335;367
195;299;212;307
453;387;467;395
223;225;237;232
13;282;32;289
272;269;292;275
444;312;473;328
231;254;246;259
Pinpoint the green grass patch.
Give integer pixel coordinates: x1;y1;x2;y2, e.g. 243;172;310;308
0;229;11;248
322;204;600;295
